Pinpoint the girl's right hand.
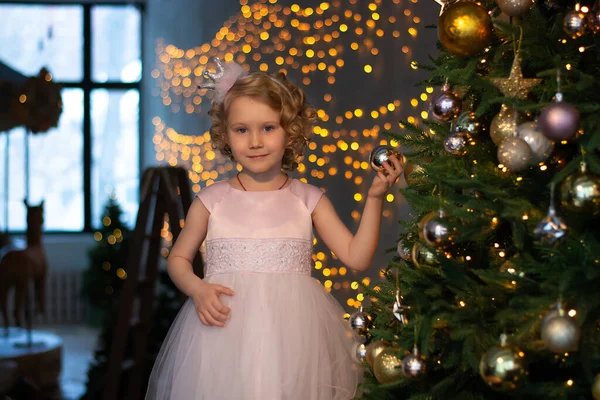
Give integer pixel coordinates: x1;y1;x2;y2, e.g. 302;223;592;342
191;280;235;327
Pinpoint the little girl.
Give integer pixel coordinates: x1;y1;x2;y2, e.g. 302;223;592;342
146;58;403;400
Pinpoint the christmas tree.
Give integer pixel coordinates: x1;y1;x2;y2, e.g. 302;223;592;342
357;0;600;399
81;196;131;326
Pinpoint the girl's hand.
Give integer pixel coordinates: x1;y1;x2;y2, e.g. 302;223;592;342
191;280;234;327
367;154;404;199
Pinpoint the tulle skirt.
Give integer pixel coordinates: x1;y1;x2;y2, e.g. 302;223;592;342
145;272;360;400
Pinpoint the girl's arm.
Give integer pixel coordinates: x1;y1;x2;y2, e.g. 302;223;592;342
167;198;210;296
168;197;234;327
312;155;403;272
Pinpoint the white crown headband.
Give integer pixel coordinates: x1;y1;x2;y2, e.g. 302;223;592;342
199;56;293;104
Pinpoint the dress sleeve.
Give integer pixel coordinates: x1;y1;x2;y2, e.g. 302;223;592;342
303;182;324;214
195;181;227;213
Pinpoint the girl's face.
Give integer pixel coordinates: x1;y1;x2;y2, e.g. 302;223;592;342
226;96;287;176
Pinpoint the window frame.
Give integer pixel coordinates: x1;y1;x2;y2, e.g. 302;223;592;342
0;1;144;233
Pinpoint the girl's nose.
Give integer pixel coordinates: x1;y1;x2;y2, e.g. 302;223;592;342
249;131;263;148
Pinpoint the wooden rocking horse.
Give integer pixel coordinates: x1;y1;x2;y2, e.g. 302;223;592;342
0;200;48;341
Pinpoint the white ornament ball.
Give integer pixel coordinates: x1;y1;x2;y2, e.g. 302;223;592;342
517;121;554;164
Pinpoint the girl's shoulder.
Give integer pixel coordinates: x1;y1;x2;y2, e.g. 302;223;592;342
195;180;231;213
289;179;324;214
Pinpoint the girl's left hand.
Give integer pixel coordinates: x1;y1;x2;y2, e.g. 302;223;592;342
367;154;404;199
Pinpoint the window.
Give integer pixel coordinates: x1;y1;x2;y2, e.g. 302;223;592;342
0;3;142;232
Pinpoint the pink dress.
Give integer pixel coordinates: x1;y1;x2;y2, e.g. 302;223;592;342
146;179;360;400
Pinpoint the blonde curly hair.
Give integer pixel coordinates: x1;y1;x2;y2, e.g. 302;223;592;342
208;72;317;171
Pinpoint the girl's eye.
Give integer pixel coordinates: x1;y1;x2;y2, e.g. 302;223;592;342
264;125;275;132
236;128;247;133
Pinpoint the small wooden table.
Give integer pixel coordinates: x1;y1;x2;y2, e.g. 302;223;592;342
0;327;63;391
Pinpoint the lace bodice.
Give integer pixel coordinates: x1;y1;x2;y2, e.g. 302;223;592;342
196;179;323;277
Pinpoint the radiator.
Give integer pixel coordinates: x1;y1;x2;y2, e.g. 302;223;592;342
33;269;89;324
3;269;88;325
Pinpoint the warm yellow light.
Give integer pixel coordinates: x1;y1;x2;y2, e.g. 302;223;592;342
364;64;373;73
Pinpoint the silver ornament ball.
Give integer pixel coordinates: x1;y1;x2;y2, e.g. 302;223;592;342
423;214;457;248
354;342;367;364
517;121;554;164
538;101;580;141
397;240;412;260
564;10;587;39
497;137;532;172
444;130;471;156
402;347;426;378
430;89;462;121
455;111;482;136
369;145;401;172
541;309;580;353
496;0;533;16
349;307;373;336
533;207;567;245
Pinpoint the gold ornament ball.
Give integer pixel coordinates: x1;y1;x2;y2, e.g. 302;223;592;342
373;348;404;384
490;106;525;146
418;211;438;240
592;373;600;400
438;1;494;57
365;340;392;368
496;0;533;16
560;163;600;215
411;242;440;268
404;161;426;186
479;341;527;390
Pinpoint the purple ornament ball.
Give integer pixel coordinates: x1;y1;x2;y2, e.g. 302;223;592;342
538;102;580;141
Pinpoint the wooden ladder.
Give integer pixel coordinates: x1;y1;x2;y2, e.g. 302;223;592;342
102;166;203;400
